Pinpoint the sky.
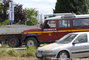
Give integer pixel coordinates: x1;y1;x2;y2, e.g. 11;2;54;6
13;0;57;14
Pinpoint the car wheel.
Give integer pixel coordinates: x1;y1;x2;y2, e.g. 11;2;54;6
57;51;70;60
26;37;38;48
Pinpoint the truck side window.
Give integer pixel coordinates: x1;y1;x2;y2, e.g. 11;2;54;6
73;19;89;27
59;20;70;27
73;34;87;44
44;21;56;28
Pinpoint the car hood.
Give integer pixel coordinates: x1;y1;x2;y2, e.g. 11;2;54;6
38;43;68;51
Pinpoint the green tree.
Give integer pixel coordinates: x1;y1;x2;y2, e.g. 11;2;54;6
25;8;38;26
86;0;89;12
0;3;8;22
14;4;26;23
0;0;26;24
54;0;88;14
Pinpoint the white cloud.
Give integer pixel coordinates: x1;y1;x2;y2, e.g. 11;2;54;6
14;0;56;14
23;3;54;14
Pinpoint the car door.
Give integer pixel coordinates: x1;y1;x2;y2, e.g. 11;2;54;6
70;34;89;58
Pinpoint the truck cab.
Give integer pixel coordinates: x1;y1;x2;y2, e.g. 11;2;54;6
22;13;89;48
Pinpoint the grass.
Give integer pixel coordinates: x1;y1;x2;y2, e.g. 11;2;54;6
21;46;36;57
0;46;37;57
0;48;7;57
7;49;18;57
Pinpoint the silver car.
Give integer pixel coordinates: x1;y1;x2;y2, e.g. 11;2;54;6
36;32;89;60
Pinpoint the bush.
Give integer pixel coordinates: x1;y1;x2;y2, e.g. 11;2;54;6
0;46;37;57
0;48;7;57
7;49;18;57
1;44;9;48
21;46;36;57
0;20;9;26
2;20;9;25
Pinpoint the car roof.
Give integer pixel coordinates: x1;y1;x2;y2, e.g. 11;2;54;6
46;14;89;20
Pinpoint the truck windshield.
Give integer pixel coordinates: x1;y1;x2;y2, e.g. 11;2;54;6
57;34;77;44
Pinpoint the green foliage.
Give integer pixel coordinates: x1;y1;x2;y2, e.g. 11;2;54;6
0;48;7;57
2;20;9;25
0;46;37;57
0;20;9;26
0;0;26;23
54;0;88;14
1;44;9;48
7;49;18;57
25;8;38;26
0;1;9;22
14;4;26;23
21;46;36;57
27;18;37;26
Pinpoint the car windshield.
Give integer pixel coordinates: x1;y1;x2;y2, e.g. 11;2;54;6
57;34;77;44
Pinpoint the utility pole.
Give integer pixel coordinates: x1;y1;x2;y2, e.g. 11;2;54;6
9;0;14;24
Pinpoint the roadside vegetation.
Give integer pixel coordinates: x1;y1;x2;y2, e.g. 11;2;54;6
0;45;37;57
54;0;89;14
0;20;9;26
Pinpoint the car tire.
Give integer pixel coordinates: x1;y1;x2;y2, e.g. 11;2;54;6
57;51;70;60
26;37;38;48
8;36;21;47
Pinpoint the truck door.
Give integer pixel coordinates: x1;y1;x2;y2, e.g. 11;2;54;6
57;19;71;39
44;20;58;41
38;20;58;42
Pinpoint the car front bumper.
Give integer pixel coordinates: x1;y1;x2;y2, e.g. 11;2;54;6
36;51;57;59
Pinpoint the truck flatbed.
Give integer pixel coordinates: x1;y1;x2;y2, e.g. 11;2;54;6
0;25;37;35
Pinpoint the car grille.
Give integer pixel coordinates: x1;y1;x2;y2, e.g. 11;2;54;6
37;51;43;54
40;50;51;54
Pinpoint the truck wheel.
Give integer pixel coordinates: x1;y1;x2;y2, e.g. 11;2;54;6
8;36;21;47
26;37;38;48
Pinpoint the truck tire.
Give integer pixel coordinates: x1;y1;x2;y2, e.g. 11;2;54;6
26;37;38;48
8;36;21;47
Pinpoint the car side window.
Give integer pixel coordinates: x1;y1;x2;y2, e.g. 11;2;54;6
74;34;87;44
44;21;56;28
59;20;70;28
73;19;89;27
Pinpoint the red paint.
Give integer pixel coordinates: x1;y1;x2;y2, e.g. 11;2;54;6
24;28;41;32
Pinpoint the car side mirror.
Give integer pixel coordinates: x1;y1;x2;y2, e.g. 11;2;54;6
72;42;76;45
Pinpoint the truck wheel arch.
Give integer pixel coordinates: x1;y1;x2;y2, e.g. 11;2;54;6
24;34;40;44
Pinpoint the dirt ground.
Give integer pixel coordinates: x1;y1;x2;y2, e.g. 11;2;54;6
0;57;38;60
0;57;89;60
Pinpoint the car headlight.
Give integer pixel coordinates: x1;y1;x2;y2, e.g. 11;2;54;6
36;51;43;57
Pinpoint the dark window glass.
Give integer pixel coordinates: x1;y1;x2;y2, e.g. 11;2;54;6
44;21;56;28
73;19;89;27
59;20;70;27
74;34;87;43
